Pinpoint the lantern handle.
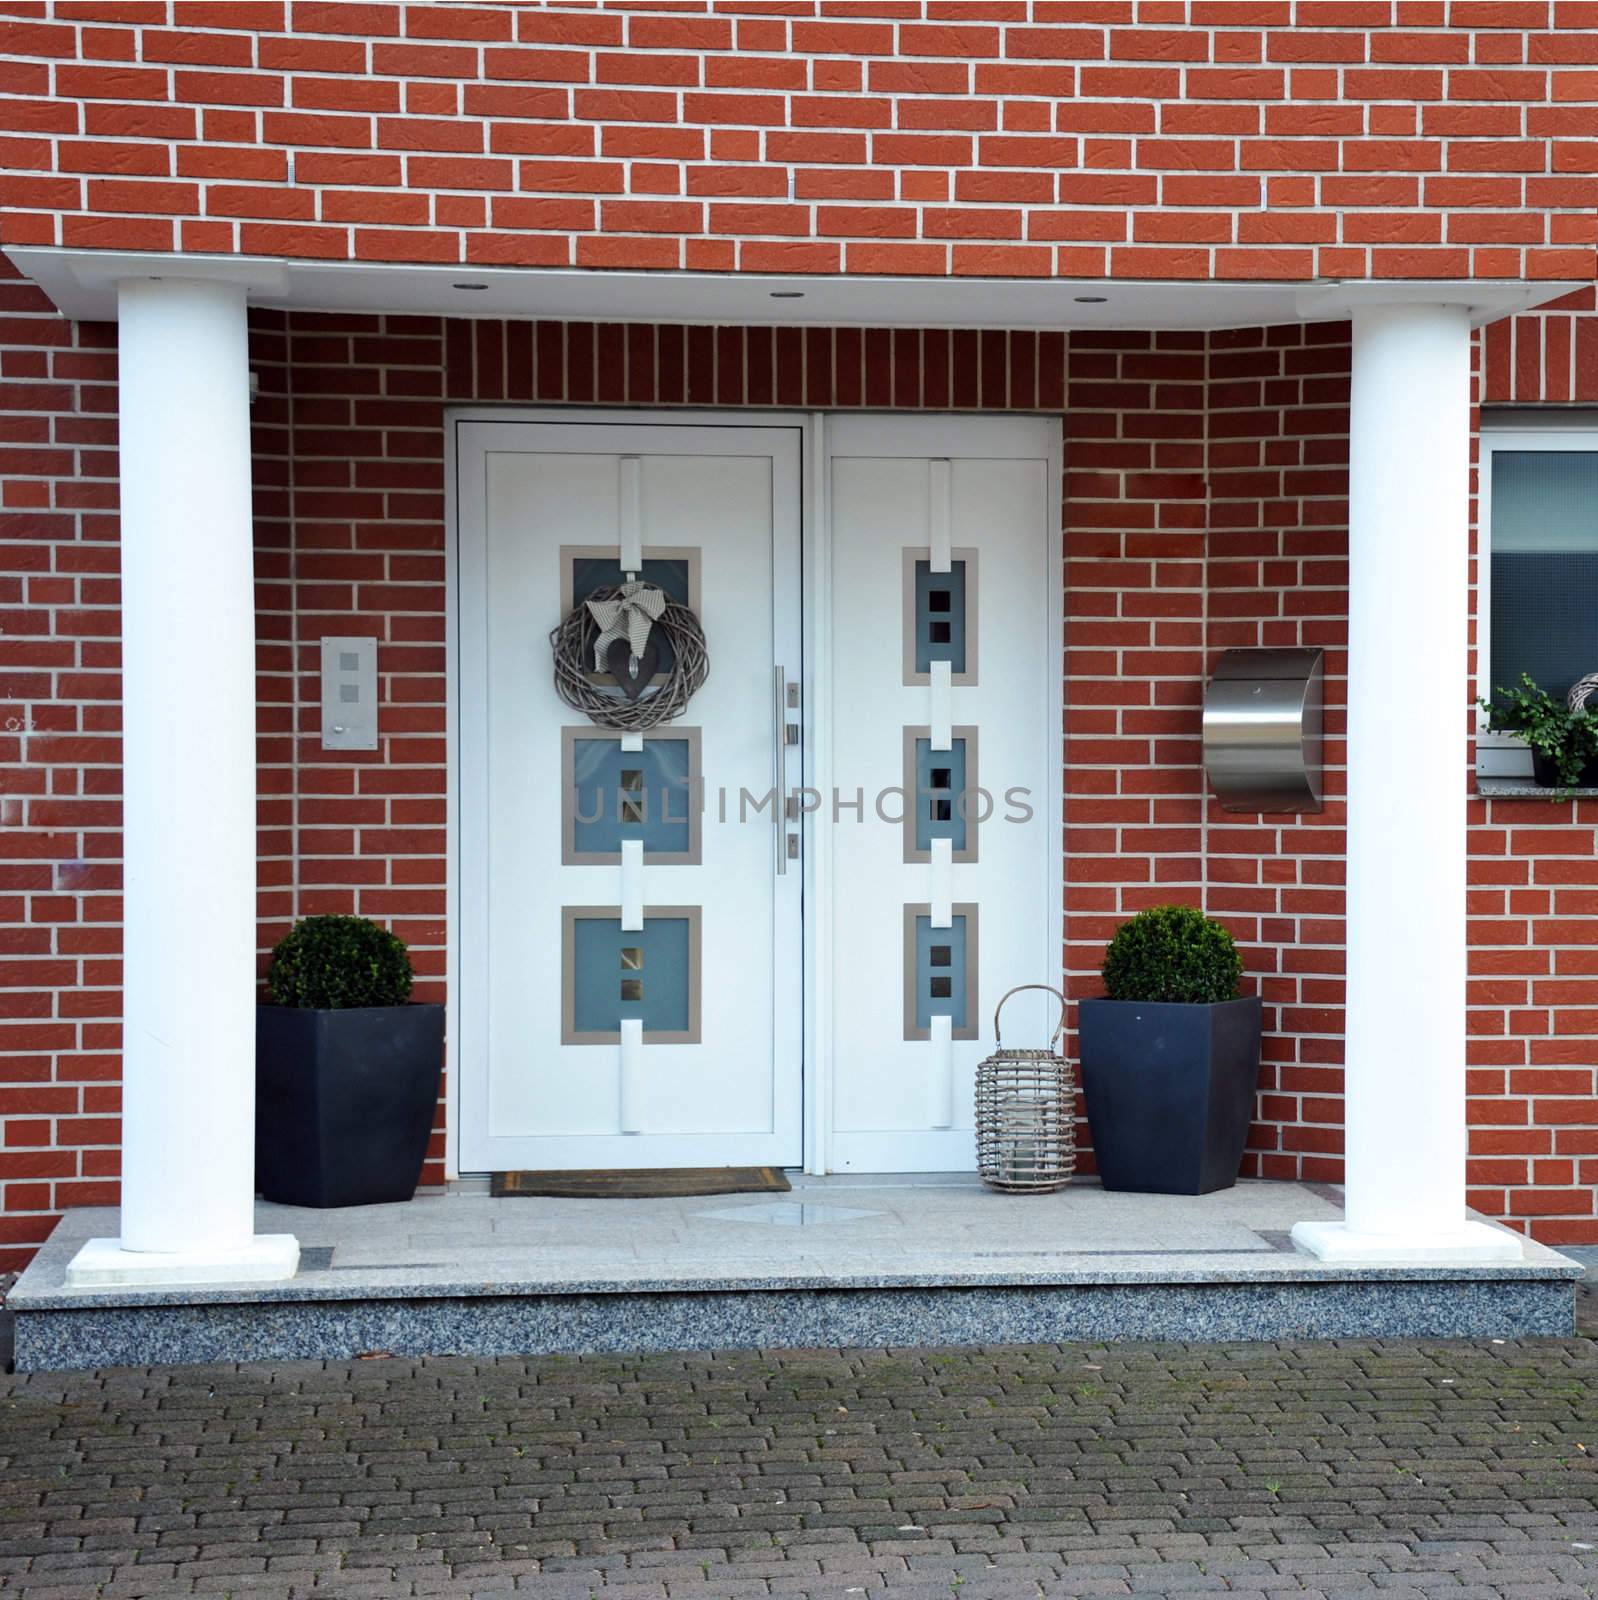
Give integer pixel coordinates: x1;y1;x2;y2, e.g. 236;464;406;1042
993;985;1068;1050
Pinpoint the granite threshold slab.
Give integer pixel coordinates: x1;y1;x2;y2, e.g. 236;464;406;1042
9;1178;1580;1368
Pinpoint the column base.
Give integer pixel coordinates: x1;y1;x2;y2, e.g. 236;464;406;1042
1291;1218;1525;1265
64;1234;300;1290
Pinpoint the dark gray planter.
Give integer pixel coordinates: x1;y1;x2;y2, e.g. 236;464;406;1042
1077;995;1262;1196
1532;750;1598;788
255;1004;445;1208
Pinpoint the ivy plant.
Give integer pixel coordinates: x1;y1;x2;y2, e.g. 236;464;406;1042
1479;673;1598;795
1101;905;1243;1006
265;914;414;1009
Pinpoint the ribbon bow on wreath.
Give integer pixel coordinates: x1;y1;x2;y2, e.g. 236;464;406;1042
587;579;667;676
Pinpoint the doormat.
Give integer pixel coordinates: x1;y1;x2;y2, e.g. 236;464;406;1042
490;1167;792;1199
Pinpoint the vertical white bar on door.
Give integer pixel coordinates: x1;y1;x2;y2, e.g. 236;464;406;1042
928;458;952;573
618;455;643;575
929;658;952;750
620;838;643;931
928;449;956;1140
619;1018;643;1134
928;1013;954;1129
930;835;952;928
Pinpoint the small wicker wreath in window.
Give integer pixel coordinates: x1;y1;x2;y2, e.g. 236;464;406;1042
549;582;709;732
1569;673;1598;713
975;985;1077;1194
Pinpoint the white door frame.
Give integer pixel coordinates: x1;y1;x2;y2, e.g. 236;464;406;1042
444;406;1063;1179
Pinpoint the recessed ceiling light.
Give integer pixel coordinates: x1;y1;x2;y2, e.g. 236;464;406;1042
453;282;488;291
1074;295;1108;304
769;290;805;299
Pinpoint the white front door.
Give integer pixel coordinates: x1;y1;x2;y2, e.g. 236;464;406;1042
824;415;1058;1171
456;418;803;1172
454;410;1059;1176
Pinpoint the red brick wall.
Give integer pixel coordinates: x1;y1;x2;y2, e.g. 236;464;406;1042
1469;283;1598;1243
1058;321;1355;1187
1484;283;1598;402
0;259;120;1270
1204;323;1353;1186
1059;326;1209;1128
254;308;452;1195
4;2;1596;284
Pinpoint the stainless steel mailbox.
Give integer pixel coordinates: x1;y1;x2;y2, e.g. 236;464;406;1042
1203;647;1324;813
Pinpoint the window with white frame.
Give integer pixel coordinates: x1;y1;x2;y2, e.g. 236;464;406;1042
1478;423;1598;778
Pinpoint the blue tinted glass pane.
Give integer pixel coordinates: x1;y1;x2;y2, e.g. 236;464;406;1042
1490;552;1598;703
914;559;967;676
914;914;968;1031
913;736;968;854
571;737;694;856
572;916;692;1036
571;556;691;606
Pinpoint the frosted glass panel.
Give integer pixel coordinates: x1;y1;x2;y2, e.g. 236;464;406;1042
1491;452;1598;553
1490;451;1598;699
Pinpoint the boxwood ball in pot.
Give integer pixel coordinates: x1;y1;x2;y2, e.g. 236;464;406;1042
265;914;414;1010
1078;905;1262;1196
256;915;445;1208
1100;904;1243;1006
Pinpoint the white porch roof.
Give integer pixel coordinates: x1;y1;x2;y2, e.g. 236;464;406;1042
7;244;1580;331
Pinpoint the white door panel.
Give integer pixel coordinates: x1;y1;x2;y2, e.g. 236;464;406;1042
826;418;1057;1172
458;420;802;1172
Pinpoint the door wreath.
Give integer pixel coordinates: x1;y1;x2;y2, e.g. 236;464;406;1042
550;579;709;730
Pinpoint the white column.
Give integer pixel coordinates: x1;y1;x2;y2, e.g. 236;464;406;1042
1293;303;1517;1263
65;279;298;1288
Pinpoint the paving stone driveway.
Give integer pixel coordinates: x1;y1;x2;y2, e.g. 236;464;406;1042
3;1325;1598;1600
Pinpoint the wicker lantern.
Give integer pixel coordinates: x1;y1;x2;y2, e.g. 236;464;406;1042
975;985;1076;1194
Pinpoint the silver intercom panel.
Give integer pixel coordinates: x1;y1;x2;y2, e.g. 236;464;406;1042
319;635;379;751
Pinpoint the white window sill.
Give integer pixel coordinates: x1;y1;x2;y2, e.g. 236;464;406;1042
1475;775;1598;800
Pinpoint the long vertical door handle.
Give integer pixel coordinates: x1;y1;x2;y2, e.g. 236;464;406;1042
774;665;787;876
